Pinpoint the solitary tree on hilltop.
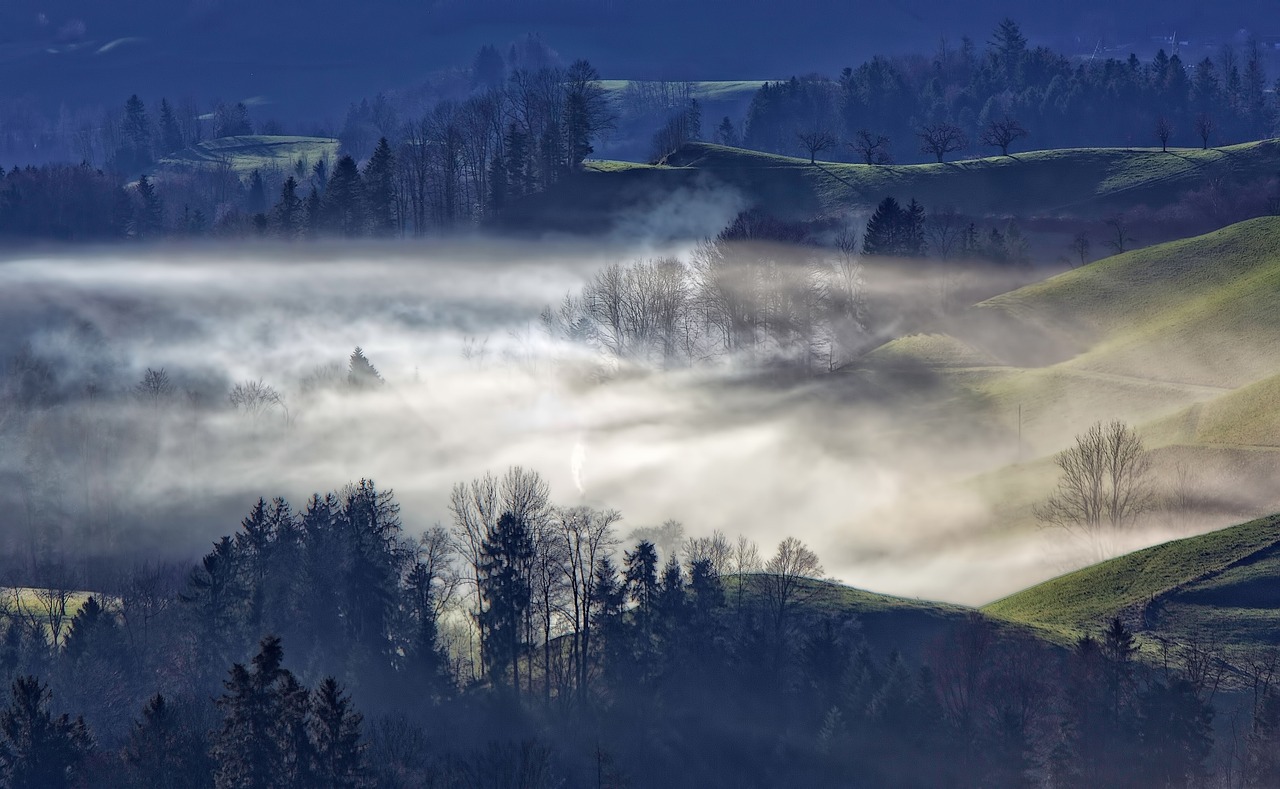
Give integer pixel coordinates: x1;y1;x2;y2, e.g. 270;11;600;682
979;117;1029;156
1194;113;1215;150
796;126;837;164
850;129;892;165
917;123;967;163
1155;115;1173;152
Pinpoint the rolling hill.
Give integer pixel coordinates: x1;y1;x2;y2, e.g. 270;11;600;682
506;140;1280;237
158;135;339;176
984;514;1280;653
869;215;1280;452
850;216;1280;577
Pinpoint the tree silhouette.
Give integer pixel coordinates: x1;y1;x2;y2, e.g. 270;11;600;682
347;347;384;390
0;676;92;789
979;117;1028;155
917;123;967;163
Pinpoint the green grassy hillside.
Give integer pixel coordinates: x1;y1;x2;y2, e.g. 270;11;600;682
870;217;1280;450
983;515;1280;650
159;135;339;176
510;139;1280;233
853;217;1280;563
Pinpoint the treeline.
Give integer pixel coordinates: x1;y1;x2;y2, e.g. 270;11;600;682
0;55;613;241
740;19;1280;164
4;463;1280;787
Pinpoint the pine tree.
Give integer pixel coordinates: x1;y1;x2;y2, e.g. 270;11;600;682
347;347;383;389
362;138;396;237
61;596;119;665
158;98;185;155
310;678;364;788
119;94;153;171
0;676;92;789
304;187;322;236
246;169;267;216
213;636;294;789
715;116;740;147
904;198;927;257
504;124;531;199
323;156;364;237
135;174;164;238
123;694;215;789
862;197;904;256
478;512;535;692
273;177;302;238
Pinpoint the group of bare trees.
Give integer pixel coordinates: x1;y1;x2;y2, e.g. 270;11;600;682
444;465;826;703
542;229;870;372
1036;420;1156;559
389;59;613;233
793;115;1028;166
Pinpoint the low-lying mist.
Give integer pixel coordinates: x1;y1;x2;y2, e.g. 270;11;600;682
0;239;1246;605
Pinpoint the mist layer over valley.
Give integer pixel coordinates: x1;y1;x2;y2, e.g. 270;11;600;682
5;222;1278;609
0;239;1063;605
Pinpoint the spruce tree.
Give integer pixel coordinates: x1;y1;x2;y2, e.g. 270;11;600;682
213;636;296;789
273;177;302;238
310;678;364;788
123;694;216;789
347;347;383;389
135;174;164;238
323;156;364;237
0;676;92;789
862;197;903;256
478;512;535;692
246;169;267;216
363;138;396;237
158;98;185;155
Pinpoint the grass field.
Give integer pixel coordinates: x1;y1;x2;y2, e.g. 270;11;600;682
509;139;1280;234
842;216;1280;573
159;135;340;176
983;514;1280;651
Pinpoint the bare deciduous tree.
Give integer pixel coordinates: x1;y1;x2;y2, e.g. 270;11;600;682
1194;113;1215;150
1070;231;1091;268
228;379;286;423
926;207;966;261
134;367;175;408
979;117;1029;155
1035;420;1155;559
849;129;892;165
682;530;734;577
1104;216;1135;255
552;505;620;701
758;536;825;641
796;127;837;164
917;123;967;163
1155;115;1173;152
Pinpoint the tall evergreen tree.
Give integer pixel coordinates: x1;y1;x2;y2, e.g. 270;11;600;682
123;694;215;789
478;512;535;692
213;636;296;789
310;678;364;788
273;177;302;238
363;138;397;237
158;98;185;155
322;156;364;237
0;676;92;789
347;347;383;389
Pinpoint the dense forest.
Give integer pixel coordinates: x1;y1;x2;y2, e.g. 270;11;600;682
3;21;1280;243
739;20;1280;164
3;464;1278;788
0;328;1273;787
